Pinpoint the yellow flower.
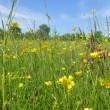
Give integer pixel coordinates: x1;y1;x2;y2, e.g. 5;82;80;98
83;59;88;64
7;72;10;75
104;39;108;42
90;52;100;58
98;78;105;86
108;52;110;57
98;78;110;89
13;55;17;59
11;21;20;28
105;82;110;89
57;75;75;90
75;71;82;77
31;48;38;53
61;67;66;71
45;81;52;86
84;108;93;110
67;77;75;90
88;32;92;39
26;75;32;80
58;75;67;84
18;83;24;88
80;52;86;58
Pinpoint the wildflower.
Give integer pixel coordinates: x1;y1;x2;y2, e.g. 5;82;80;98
83;59;88;64
57;75;75;90
58;75;67;84
108;52;110;57
98;78;110;89
52;100;59;109
7;72;10;75
18;83;24;88
62;48;67;51
90;52;100;58
45;81;52;86
80;52;86;58
11;21;20;28
31;48;38;53
98;78;105;86
26;75;32;80
88;32;92;39
61;67;66;71
105;82;110;89
104;39;108;42
13;55;17;59
75;71;82;77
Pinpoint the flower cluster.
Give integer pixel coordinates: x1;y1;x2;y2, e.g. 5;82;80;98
90;51;100;58
45;81;52;86
99;78;110;89
57;75;75;90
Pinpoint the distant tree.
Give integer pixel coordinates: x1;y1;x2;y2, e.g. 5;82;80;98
59;33;76;41
94;31;103;42
39;24;50;35
36;24;50;39
25;29;35;39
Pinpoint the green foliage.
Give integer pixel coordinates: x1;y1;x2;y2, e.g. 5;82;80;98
94;31;104;42
24;29;35;39
0;28;4;39
59;32;86;41
60;33;75;41
9;26;21;33
36;24;50;39
1;39;110;110
39;24;50;35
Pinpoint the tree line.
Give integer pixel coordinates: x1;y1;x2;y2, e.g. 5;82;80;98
0;21;108;41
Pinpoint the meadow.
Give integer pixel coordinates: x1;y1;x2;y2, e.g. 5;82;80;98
0;36;110;110
0;0;110;109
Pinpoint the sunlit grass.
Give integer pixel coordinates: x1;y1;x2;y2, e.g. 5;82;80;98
0;38;110;110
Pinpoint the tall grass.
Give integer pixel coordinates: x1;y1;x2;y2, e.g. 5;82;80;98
1;0;18;110
0;0;110;110
0;38;110;110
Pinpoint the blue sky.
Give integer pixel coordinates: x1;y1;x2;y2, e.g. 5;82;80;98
0;0;110;34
